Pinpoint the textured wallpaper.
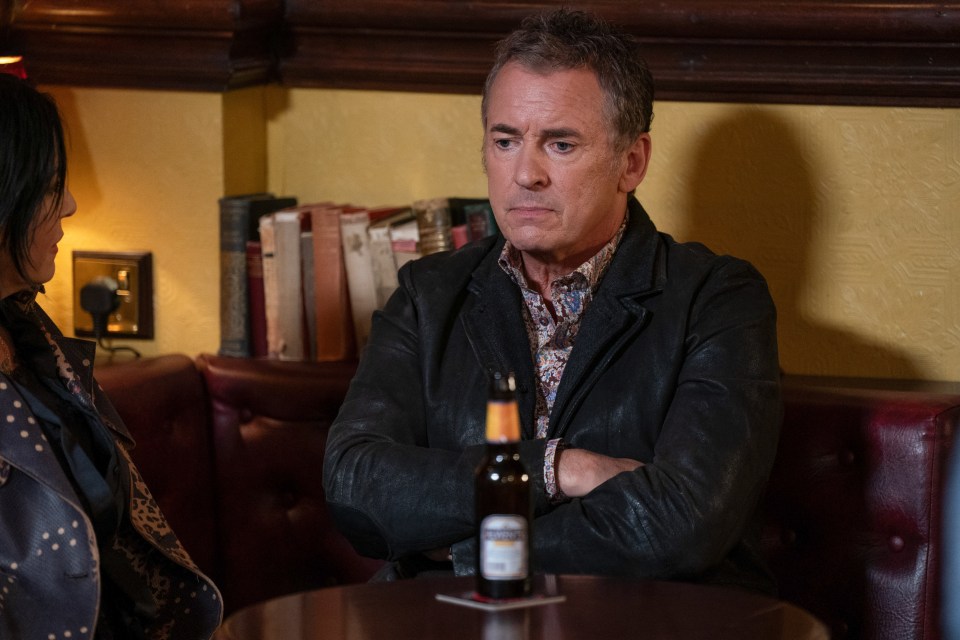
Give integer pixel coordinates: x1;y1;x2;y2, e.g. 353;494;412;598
643;103;959;380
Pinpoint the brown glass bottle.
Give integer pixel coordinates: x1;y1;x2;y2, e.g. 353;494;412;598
475;370;532;600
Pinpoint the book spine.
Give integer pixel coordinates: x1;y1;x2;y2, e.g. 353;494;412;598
219;201;251;357
259;216;281;359
301;230;317;359
368;224;400;309
246;241;268;358
272;212;306;360
312;207;357;361
340;209;378;352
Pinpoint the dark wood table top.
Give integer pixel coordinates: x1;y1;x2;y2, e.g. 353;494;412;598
215;575;828;640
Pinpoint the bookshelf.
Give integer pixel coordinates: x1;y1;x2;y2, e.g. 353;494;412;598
6;0;958;106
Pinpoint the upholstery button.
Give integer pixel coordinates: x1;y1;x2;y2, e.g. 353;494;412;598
889;535;905;552
781;528;797;545
239;408;254;423
839;449;856;466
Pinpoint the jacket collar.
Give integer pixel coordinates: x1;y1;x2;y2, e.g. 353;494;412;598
19;301;134;446
549;197;664;437
463;196;665;439
55;335;135;446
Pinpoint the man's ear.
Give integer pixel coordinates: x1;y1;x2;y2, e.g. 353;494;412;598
619;133;652;193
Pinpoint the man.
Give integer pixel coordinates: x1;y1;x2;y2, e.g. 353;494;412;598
323;8;781;593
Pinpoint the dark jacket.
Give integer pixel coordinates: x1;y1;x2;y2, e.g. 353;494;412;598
323;197;782;592
0;299;222;639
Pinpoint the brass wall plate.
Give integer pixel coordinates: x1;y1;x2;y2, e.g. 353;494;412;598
73;251;154;339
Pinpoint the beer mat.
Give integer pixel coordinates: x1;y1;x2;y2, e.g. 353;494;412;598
435;591;566;611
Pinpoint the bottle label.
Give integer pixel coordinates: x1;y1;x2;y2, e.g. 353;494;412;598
479;515;528;579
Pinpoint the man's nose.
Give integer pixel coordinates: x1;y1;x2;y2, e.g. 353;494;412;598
513;146;549;190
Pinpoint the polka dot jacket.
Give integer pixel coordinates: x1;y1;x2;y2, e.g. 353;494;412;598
0;296;223;639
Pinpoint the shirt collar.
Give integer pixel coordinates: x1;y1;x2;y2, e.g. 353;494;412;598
498;210;629;295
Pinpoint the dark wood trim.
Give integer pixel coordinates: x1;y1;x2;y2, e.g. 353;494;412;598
6;0;283;91
5;1;959;105
281;0;960;106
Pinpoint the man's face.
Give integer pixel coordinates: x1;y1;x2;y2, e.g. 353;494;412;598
483;62;650;272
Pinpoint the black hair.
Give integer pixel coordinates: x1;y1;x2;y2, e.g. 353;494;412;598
0;73;68;284
482;8;655;152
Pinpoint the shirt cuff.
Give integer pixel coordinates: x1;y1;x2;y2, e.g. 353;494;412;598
543;438;568;503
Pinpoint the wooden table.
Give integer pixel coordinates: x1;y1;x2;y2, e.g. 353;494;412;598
215;575;828;640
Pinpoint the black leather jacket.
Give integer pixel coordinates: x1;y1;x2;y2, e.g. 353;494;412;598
0;295;223;638
323;197;781;592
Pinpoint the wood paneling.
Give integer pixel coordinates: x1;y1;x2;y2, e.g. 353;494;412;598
6;0;282;90
5;0;959;105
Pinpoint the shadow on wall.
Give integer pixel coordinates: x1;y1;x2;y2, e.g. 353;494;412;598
48;87;103;210
679;107;919;380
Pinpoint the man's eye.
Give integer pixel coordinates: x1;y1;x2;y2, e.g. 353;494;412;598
553;141;574;152
493;139;513;149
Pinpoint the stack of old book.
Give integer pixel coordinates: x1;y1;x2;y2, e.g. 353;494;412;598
218;194;497;361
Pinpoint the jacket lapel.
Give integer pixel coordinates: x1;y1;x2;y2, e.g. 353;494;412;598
460;199;666;441
55;335;135;446
462;244;539;439
56;336;96;394
549;200;666;439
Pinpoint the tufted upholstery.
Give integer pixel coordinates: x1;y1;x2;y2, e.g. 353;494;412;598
96;354;219;576
766;378;958;640
98;355;960;636
196;354;383;613
97;354;383;615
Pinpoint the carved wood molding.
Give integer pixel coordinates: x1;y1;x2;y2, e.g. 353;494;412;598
6;0;283;90
282;0;960;106
5;0;959;106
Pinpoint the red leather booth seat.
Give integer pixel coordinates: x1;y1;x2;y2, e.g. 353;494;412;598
98;355;960;637
768;378;958;640
98;354;382;615
94;354;219;578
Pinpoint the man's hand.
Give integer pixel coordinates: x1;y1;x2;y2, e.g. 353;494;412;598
557;448;643;498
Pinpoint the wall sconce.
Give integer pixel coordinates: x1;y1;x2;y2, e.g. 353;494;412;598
0;55;26;78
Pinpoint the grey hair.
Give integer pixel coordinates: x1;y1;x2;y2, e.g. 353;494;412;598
481;8;654;153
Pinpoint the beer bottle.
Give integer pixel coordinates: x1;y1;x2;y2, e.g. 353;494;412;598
475;370;532;599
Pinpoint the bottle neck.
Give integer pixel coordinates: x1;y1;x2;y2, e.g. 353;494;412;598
486;399;521;443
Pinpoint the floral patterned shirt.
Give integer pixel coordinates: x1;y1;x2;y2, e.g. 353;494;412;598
498;213;628;500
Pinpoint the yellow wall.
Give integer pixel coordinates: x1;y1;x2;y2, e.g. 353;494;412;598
42;85;266;360
646;102;960;381
41;84;960;381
